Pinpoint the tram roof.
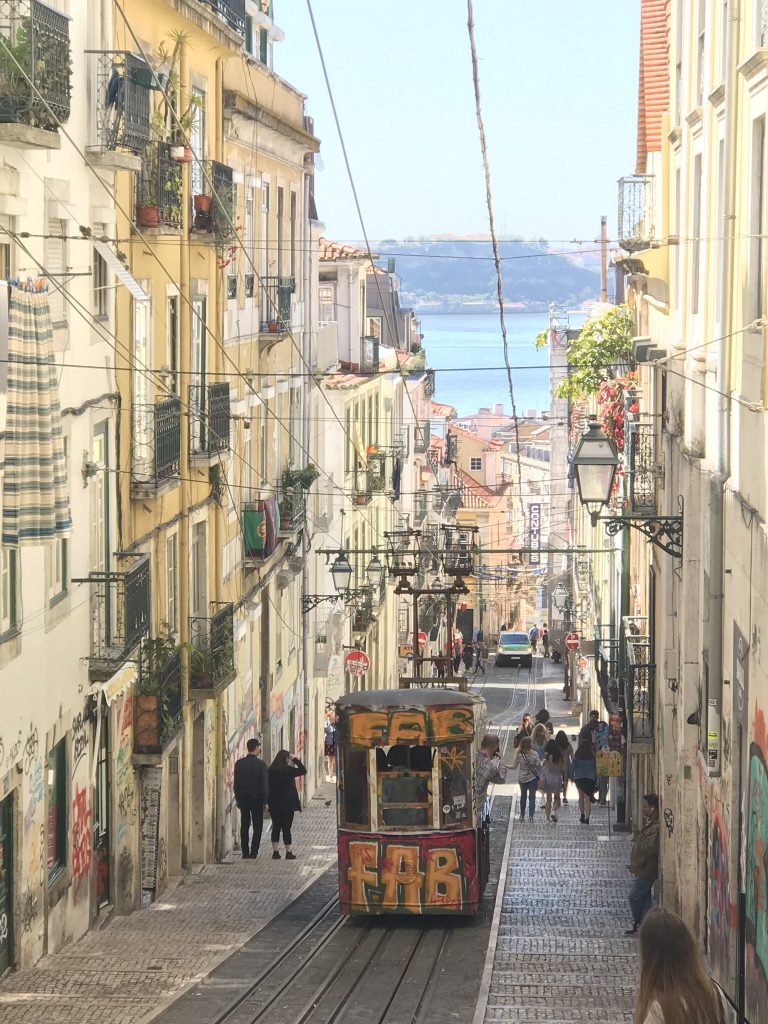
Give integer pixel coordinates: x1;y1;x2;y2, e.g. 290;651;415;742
335;688;479;709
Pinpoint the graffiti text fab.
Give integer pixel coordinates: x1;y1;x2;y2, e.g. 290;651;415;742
340;833;477;914
346;707;474;747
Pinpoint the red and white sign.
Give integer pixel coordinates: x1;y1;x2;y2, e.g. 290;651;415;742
578;656;588;670
417;631;427;649
565;632;581;651
344;650;370;676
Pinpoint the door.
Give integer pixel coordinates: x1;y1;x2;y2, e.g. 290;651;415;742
91;422;111;646
132;299;152;480
0;794;13;974
190;297;206;451
93;700;110;909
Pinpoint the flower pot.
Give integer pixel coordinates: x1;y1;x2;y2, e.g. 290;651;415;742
135;694;160;750
194;193;212;213
170;145;192;163
267;320;280;333
137;205;159;228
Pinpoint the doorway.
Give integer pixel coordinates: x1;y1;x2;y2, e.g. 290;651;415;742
0;793;14;973
93;700;110;908
189;714;206;865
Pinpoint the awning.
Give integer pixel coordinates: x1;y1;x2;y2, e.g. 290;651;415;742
92;240;149;302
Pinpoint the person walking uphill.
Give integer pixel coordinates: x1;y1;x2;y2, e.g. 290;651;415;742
268;750;307;860
234;737;269;859
475;733;507;823
626;793;660;934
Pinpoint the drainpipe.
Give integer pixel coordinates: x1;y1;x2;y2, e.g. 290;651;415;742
179;37;192;868
301;166;312;804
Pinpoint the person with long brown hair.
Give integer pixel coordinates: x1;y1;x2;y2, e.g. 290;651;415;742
267;749;306;860
633;906;736;1023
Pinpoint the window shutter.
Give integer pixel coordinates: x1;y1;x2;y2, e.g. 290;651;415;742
46;219;66;324
245;15;253;54
259;28;268;64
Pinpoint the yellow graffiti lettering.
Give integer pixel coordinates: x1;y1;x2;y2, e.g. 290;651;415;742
347;840;379;909
424;848;463;908
388;710;427;744
380;844;425;912
348;712;388;747
429;707;474;742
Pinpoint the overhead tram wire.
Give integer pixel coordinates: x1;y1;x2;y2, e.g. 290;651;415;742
0;25;387;549
465;0;526;532
112;1;393;550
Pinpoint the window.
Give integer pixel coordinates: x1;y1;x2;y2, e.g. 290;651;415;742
367;315;382;340
166;533;178;634
749;116;766;321
190;87;206;197
259;413;268;483
318;284;336;322
289;191;296;278
674;168;681;307
470;457;482;472
190;522;207;620
0;547;19;637
245;187;255;282
691;154;703;314
259;27;269;65
93;250;108;318
166;295;179;392
714;139;725;325
47;537;68;604
47;739;67;881
277;186;284;279
340;747;369;827
0;214;12;279
245;14;253;54
696;0;706;106
46;218;67;324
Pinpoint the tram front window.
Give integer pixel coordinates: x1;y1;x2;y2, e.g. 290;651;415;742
341;747;369;827
376;744;433;829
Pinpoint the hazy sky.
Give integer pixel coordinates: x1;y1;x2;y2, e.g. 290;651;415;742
274;1;641;244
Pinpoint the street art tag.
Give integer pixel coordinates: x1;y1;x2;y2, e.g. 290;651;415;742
346;707;474;747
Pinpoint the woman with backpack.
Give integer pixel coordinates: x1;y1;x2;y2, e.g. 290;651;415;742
573;738;597;824
555;729;573;804
511;736;542;823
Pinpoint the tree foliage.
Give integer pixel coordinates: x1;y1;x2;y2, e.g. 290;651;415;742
554;305;635;400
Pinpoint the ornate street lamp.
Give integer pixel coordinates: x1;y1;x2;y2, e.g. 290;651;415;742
330;552;353;594
365;554;385;590
571;420;683;559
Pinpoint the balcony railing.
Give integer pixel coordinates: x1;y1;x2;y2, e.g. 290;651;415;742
0;0;71;133
627;418;657;515
596;634;621;711
367;452;388;493
260;276;294;333
192;160;235;243
361;335;379;373
414;421;430;453
201;0;245;36
76;555;151;680
135;640;183;755
625;626;654;744
189;382;230;457
618;174;655;252
87;50;151;155
353;469;373;506
132;395;181;488
245;273;254;298
135;142;182;229
189;603;236;693
414;491;428;525
278;487;306;535
242;495;279;560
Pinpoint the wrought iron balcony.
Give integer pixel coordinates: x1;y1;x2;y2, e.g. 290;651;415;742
596;634;621;711
131;395;181;491
201;0;245;36
361;335;380;374
367;452;388;493
353;469;373;506
135;639;183;755
618;174;655;252
351;595;375;633
414;491;428;526
189;381;231;457
626;417;657;515
87;51;151;163
192;160;235;242
245;273;254;298
260;276;294;333
278;487;306;535
0;0;71;139
189;603;236;695
441;526;476;577
414;421;430;454
135;142;182;230
76;554;151;681
242;495;279;561
625;624;654;745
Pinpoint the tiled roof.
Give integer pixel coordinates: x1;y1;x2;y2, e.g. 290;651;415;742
450;423;503;450
318;237;373;261
636;0;669;174
431;400;456;418
458;469;505;510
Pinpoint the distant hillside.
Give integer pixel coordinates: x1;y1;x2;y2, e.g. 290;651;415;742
374;238;599;311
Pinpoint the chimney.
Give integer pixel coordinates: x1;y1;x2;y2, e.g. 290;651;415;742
495;403;504;416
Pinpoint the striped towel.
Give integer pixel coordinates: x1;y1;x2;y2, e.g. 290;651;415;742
1;285;72;546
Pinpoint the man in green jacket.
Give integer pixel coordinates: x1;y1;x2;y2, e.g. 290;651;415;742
625;793;660;934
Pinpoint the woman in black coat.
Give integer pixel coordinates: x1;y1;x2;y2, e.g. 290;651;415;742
267;750;306;859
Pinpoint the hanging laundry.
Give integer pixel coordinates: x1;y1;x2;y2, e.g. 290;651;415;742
1;283;72;546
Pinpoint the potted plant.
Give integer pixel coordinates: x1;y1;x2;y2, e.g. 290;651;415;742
282;464;320;491
136;635;180;750
137;186;159;227
0;23;30;124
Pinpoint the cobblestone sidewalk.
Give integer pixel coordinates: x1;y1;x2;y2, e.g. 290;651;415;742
484;663;639;1023
0;786;338;1024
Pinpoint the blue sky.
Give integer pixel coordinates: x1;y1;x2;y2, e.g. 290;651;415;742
274;1;640;244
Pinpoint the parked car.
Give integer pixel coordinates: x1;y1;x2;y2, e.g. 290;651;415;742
495;630;533;668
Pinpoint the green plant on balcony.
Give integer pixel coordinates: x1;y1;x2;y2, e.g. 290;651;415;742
136;634;181;750
551;304;635;400
282;463;320;491
0;22;30;123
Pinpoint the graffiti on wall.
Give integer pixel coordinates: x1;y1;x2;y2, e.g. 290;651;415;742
343;706;474;748
115;695;135;847
22;726;38;777
337;831;478;914
72;711;89;776
709;807;734;980
23;760;43;837
71;786;92;888
747;707;768;1020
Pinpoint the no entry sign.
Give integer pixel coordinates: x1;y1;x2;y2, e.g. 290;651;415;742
417;631;427;649
344;650;370;676
565;632;581;652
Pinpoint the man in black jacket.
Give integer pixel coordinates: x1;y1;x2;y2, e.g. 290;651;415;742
234;738;269;858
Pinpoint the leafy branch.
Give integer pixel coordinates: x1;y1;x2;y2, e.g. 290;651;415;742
554;305;635;400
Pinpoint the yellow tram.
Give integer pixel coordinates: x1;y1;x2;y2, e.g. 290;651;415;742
334;688;489;915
